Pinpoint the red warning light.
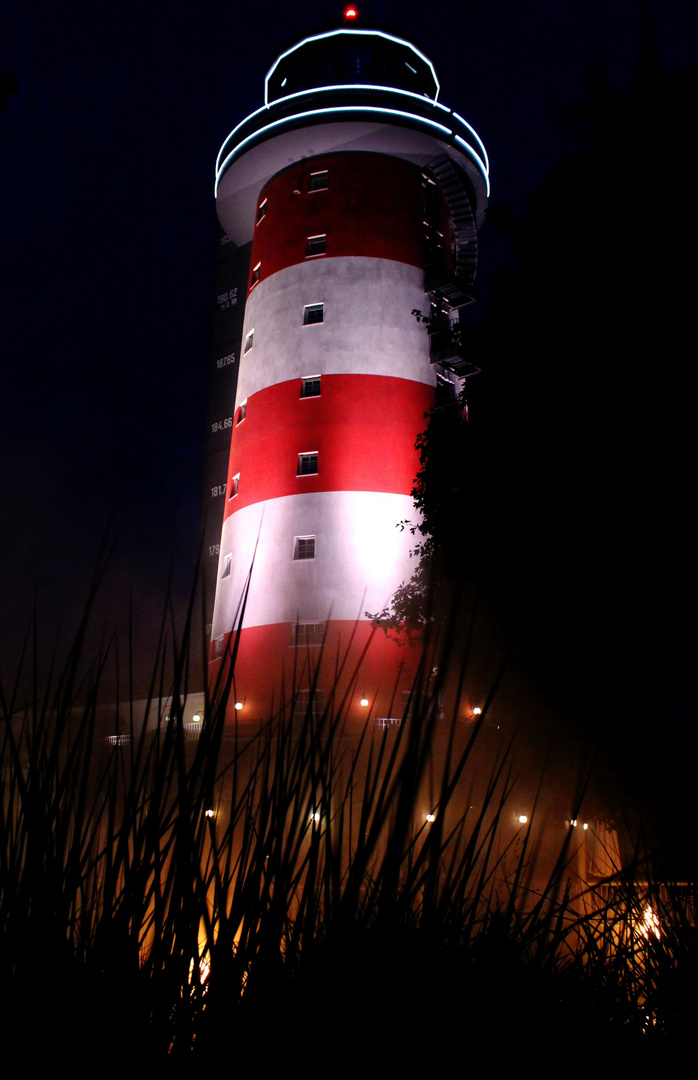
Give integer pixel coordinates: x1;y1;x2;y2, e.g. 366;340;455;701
344;6;358;19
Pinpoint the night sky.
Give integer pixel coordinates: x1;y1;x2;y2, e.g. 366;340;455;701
2;0;696;784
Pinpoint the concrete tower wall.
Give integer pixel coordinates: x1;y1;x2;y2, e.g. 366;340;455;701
201;233;250;634
209;152;433;721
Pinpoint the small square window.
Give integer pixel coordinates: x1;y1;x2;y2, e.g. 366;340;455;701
221;553;232;579
251;263;260;287
256;198;267;223
303;303;324;325
293;688;325;718
237;401;247;424
294;536;316;560
306;234;326;257
402;690;429;721
244;329;254;353
309;170;328;191
229;474;240;499
297;453;318;476
300;376;321;399
291;622;326;647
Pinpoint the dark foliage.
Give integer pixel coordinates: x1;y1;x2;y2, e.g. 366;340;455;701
2;582;696;1065
374;60;698;867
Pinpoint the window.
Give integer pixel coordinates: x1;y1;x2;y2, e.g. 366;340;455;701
401;690;417;721
237;400;247;424
300;376;321;399
250;263;260;287
303;303;324;325
294;536;316;560
306;234;326;257
401;688;439;720
229;473;239;498
244;329;254;353
309;170;328;191
221;553;232;579
292;688;325;718
291;622;326;647
297;453;318;476
256;198;267;223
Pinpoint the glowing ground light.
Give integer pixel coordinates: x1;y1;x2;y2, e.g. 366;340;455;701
344;6;358;17
193;714;201;723
426;813;436;823
205;809;215;818
518;815;528;824
235;701;243;711
311;811;320;822
360;697;369;707
472;707;482;716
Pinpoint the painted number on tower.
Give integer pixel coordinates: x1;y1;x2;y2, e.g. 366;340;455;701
217;287;238;310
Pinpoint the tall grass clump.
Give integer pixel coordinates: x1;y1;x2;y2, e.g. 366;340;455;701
1;586;696;1065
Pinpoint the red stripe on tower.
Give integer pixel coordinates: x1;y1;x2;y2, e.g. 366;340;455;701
210;26;488;725
223;373;434;513
245;154;425;291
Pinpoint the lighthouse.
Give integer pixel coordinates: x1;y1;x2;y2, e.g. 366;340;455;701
208;17;489;724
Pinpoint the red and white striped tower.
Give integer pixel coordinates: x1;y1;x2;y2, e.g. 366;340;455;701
209;19;488;725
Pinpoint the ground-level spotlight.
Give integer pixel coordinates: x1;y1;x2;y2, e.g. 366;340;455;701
234;701;243;711
472;706;482;716
518;814;528;824
426;812;436;823
204;808;215;818
360;697;369;707
193;713;202;723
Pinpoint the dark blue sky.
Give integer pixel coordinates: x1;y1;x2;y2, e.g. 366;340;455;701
1;0;695;685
